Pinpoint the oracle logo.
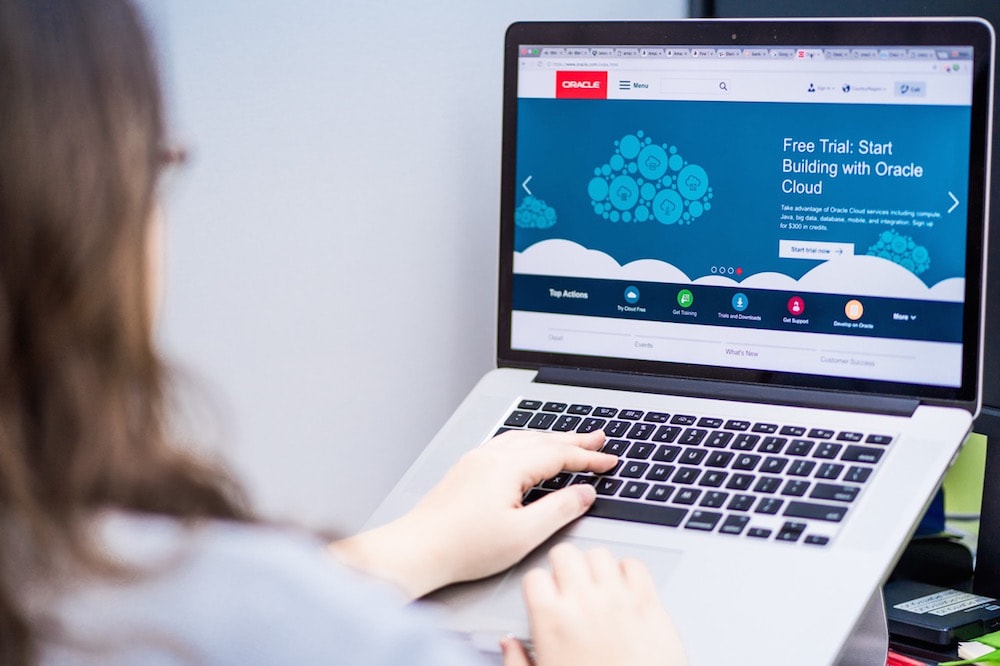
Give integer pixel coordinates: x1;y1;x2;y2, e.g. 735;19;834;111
556;71;607;99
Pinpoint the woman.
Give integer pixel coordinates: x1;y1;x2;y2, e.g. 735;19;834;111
0;1;686;664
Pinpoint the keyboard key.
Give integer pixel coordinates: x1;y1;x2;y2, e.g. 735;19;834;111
747;527;772;539
542;402;568;413
700;491;729;508
673;488;702;505
754;477;781;494
698;470;728;488
644;411;670;423
680;428;708;445
731;434;760;451
577;417;607;433
726;474;755;491
751;422;778;433
705;431;734;448
504;411;532;427
679;448;708;466
720;514;750;535
652;445;681;462
836;431;864;442
652;425;681;443
725;419;752;431
567;404;593;415
777;521;807;542
786;439;814;456
813;443;843;459
866;434;893;445
845;466;873;483
542;472;572;489
781;479;810;496
621;461;650;479
605;420;631;437
755;497;784;515
627;423;656;440
685;510;722;531
528;412;557;429
595;478;623;495
589;497;687;527
759;436;787;454
517;400;542;410
733;454;761;471
811;483;860;503
816;463;845;480
808;428;835;440
728;494;755;511
671;414;697;425
673;468;701;485
697;417;724;428
626;442;655;459
647;484;674;502
784;501;847;522
523;489;550;504
804;535;830;546
619;409;644;420
602;439;630;456
705;451;734;468
594;407;618;418
571;474;599;487
761;456;789;474
552;415;581;432
494;427;514;436
620;481;649;499
842;445;884;464
787;460;817;477
646;464;674;482
780;425;806;436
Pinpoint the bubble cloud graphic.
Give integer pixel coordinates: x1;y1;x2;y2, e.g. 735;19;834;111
588;131;713;225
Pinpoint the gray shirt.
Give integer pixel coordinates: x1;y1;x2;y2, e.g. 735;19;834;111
28;511;488;665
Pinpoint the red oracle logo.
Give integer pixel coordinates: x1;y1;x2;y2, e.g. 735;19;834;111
556;71;608;99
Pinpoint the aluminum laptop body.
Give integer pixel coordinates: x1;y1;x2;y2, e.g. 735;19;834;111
367;18;994;665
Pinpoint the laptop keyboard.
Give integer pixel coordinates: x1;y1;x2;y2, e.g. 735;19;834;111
502;399;894;547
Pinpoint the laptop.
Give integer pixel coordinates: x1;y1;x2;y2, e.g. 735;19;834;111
367;18;994;664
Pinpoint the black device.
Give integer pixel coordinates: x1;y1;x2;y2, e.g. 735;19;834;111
885;580;1000;645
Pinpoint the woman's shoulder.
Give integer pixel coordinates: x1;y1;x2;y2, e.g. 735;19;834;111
35;511;482;665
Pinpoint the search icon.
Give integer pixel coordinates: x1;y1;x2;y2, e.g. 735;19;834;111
719;81;729;91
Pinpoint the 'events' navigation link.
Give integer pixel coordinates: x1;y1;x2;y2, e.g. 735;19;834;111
512;273;961;344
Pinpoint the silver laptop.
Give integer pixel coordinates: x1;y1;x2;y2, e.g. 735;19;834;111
367;18;994;664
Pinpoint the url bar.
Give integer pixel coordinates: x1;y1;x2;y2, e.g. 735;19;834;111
660;78;730;95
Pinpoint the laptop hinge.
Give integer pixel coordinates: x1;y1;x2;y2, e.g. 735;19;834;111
534;367;919;417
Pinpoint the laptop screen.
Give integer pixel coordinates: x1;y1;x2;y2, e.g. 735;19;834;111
499;20;993;406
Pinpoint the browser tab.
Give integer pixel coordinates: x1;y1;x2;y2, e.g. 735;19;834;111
589;47;614;57
742;48;769;58
717;48;741;58
541;48;565;57
691;48;715;58
795;49;825;60
640;47;665;57
665;48;691;58
824;49;851;60
769;49;795;59
566;47;589;57
909;49;936;60
852;49;878;59
615;47;640;57
879;49;907;59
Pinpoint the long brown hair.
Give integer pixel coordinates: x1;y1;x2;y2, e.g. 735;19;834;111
0;1;251;662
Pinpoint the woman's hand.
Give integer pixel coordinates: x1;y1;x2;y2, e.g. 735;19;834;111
330;429;616;599
501;543;687;666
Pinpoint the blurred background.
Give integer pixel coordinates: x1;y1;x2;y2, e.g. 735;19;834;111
140;1;686;533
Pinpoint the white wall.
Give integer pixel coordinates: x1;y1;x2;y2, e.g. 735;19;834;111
143;1;686;534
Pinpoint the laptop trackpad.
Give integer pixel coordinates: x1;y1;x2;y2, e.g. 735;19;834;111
488;535;684;622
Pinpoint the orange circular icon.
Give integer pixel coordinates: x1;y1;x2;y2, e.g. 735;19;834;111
845;299;864;321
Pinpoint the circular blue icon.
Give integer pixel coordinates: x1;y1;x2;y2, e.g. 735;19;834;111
731;292;749;312
624;286;641;304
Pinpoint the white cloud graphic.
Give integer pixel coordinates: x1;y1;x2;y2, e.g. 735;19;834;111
513;239;963;302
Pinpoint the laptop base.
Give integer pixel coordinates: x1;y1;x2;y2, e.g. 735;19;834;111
837;590;889;665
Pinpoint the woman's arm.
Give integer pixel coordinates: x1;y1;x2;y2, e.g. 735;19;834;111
330;429;615;599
